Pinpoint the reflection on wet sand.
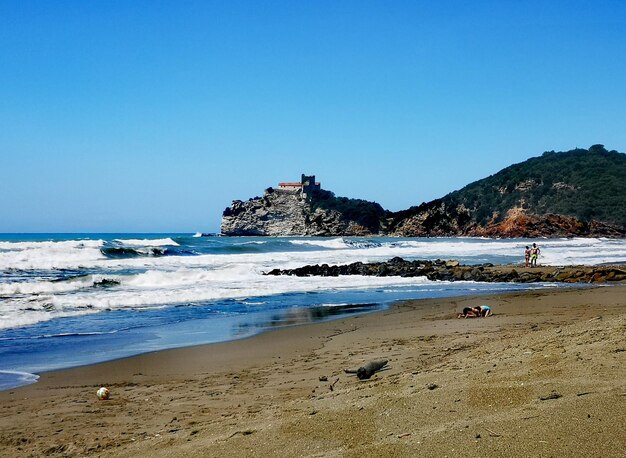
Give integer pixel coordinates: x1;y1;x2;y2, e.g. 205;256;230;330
235;303;383;332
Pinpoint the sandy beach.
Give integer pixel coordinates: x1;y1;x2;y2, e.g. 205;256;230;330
1;285;624;457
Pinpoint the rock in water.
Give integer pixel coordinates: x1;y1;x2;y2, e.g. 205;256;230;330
221;188;312;236
221;186;379;236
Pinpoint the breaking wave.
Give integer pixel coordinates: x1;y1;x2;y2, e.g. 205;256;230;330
1;234;624;332
113;238;180;247
101;246;168;258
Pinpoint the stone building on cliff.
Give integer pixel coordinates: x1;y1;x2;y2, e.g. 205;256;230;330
278;174;321;197
220;173;366;236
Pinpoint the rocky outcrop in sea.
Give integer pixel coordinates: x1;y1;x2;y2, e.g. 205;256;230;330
221;188;374;236
265;257;626;284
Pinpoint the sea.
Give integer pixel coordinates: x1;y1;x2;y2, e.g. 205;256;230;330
1;233;625;391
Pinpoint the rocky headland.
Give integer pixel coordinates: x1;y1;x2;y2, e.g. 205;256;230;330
265;257;626;284
221;146;626;238
220;186;376;236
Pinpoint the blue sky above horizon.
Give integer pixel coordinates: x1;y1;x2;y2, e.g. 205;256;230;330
1;1;625;233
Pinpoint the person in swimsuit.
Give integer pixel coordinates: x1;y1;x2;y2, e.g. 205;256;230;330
472;305;492;317
524;245;531;267
530;243;540;267
458;305;492;318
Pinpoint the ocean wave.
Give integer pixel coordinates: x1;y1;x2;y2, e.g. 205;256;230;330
0;239;105;271
318;302;350;307
0;269;434;330
289;238;350;249
0;371;39;390
113;238;180;247
0;306;101;330
344;239;382;249
0;329;124;342
100;246;167;258
0;239;103;251
2;236;623;274
1;236;625;332
0;274;120;296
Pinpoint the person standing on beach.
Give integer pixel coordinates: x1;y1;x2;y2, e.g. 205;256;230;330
524;245;531;267
530;243;541;267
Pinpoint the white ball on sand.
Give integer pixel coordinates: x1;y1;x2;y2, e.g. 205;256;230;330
96;387;110;400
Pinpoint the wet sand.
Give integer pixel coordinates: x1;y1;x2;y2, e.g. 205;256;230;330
1;285;625;457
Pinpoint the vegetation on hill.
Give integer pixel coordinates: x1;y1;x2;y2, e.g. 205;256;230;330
388;145;626;230
309;189;386;233
442;145;626;226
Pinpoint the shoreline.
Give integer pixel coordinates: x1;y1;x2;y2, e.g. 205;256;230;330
0;301;391;392
0;284;602;388
1;285;624;457
0;277;554;392
0;281;571;392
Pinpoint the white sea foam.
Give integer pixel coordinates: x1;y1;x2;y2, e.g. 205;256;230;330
0;370;39;390
0;239;103;251
319;303;350;307
0;370;39;381
0;265;429;330
0;239;105;270
289;238;348;249
0;274;121;296
0;306;100;330
1;236;622;273
1;236;624;331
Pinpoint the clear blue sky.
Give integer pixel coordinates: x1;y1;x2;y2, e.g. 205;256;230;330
1;0;625;233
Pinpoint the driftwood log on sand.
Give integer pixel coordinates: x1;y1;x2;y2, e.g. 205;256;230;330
344;360;389;380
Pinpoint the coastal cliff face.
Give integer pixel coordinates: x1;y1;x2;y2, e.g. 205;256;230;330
221;189;307;236
221;188;375;236
387;204;626;238
221;146;626;238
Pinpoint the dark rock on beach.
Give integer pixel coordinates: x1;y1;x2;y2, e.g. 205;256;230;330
265;258;626;284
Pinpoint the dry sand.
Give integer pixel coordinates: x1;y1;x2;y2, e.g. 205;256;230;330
1;285;624;457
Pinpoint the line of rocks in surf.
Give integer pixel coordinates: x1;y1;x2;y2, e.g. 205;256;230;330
264;257;626;284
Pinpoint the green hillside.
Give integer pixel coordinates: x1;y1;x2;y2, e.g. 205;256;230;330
441;145;626;227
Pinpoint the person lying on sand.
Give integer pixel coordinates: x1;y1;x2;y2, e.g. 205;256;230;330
457;305;493;318
457;307;479;318
473;305;493;317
